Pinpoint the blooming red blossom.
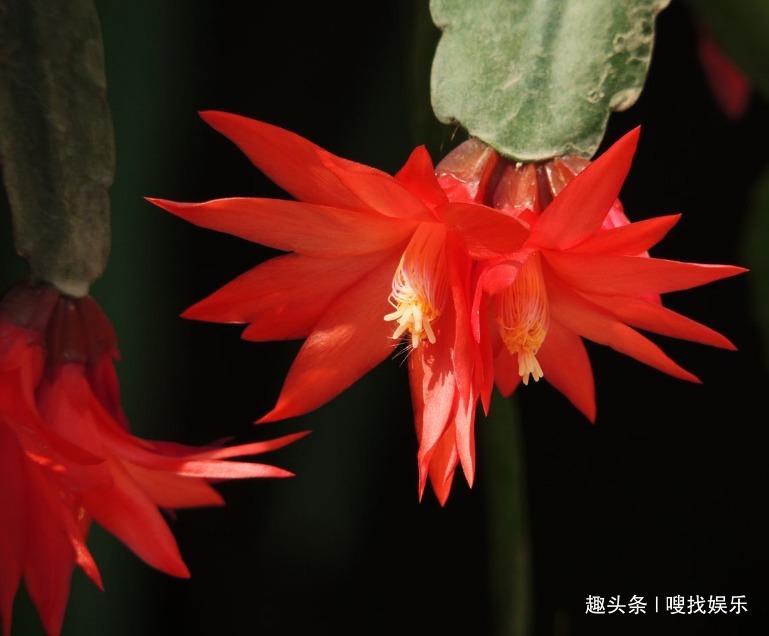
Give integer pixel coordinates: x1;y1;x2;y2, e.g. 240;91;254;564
149;111;529;504
0;282;304;636
441;127;746;420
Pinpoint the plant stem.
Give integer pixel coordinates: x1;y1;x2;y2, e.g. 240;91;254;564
481;391;533;636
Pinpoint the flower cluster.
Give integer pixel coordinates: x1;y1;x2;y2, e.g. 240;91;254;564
0;282;304;635
151;112;744;505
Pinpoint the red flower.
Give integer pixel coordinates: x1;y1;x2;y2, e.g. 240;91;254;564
0;283;304;636
697;26;751;119
149;111;528;504
442;128;746;420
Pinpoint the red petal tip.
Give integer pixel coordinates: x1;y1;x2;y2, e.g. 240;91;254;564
198;109;228;123
198;110;243;133
255;408;286;424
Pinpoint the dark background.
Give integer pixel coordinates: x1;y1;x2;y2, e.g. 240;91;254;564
2;1;767;635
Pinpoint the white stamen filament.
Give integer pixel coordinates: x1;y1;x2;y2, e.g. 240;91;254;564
384;227;447;349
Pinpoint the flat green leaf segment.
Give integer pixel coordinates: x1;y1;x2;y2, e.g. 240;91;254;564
430;0;669;161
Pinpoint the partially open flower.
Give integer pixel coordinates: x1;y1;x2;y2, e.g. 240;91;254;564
149;112;530;504
441;128;746;420
0;282;304;636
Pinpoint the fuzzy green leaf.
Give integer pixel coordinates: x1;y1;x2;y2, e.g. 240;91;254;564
430;0;669;161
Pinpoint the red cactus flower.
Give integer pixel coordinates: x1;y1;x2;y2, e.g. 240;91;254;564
149;111;529;504
441;127;746;420
0;282;304;636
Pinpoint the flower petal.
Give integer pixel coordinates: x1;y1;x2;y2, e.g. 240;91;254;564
537;319;596;422
532;127;640;249
453;386;477;489
583;292;736;350
122;463;225;508
570;214;681;255
409;341;455;501
23;460;100;636
83;458;190;579
188;431;310;460
395;146;448;209
411;308;458;466
148;197;415;257
183;252;390;341
200;111;434;221
494;346;522;398
546;272;700;382
259;249;401;422
0;425;26;636
439;202;530;259
544;251;747;296
200;111;372;211
425;423;460;506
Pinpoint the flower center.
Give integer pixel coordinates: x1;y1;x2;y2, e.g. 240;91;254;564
384;226;447;350
497;253;549;385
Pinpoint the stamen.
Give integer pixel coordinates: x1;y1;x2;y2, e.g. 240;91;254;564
384;226;447;349
497;253;549;384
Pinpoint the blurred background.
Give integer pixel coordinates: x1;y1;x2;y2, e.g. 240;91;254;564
1;1;767;634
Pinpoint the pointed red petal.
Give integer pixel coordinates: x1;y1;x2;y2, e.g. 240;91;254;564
453;388;477;489
444;235;477;403
439;202;529;259
584;293;736;350
123;463;225;508
532;128;640;249
570;214;681;255
23;519;76;636
0;426;26;636
395;146;448;209
22;463;96;636
200;111;370;211
190;431;310;460
544;251;747;296
83;459;190;579
410;311;458;460
494;346;522;398
546;273;700;382
425;425;459;507
148;197;414;257
200;111;433;221
537;319;596;422
259;251;400;422
183;251;392;341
